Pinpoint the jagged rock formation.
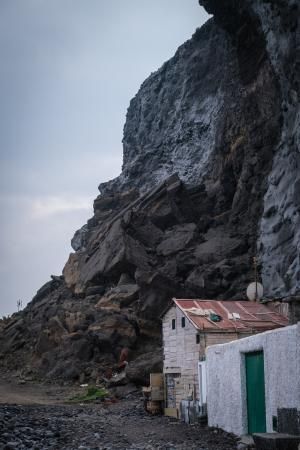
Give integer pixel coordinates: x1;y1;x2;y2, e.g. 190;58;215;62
0;275;162;383
199;0;300;300
0;0;299;382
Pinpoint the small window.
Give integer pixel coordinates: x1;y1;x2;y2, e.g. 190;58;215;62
196;334;200;344
181;317;185;328
272;416;278;431
172;319;176;330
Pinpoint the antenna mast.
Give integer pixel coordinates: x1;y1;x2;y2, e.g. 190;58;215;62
253;256;258;301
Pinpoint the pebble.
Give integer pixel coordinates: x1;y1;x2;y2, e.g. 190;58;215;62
0;399;238;450
237;444;248;450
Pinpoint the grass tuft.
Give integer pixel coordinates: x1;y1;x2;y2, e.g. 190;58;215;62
70;386;109;403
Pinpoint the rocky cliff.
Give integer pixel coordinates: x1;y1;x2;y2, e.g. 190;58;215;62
0;0;299;382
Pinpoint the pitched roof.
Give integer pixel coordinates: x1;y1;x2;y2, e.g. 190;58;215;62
172;298;288;333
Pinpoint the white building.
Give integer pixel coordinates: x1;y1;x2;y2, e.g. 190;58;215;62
162;298;288;421
206;323;300;436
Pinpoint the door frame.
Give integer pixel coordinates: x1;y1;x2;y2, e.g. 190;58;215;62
164;371;181;417
243;350;267;434
198;361;207;406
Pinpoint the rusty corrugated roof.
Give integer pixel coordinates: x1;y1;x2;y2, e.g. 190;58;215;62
173;298;288;333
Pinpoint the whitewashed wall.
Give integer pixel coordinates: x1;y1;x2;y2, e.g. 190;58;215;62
206;323;300;436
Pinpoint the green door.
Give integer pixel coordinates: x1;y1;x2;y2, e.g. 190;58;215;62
245;351;266;434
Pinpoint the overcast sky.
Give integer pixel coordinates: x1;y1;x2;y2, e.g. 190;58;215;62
0;1;209;317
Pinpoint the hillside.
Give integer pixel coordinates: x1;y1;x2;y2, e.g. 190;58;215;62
0;0;299;382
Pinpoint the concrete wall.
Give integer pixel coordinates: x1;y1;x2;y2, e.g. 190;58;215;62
206;323;300;436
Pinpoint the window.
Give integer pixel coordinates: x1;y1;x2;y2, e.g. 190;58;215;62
196;334;200;344
181;317;185;328
172;319;176;330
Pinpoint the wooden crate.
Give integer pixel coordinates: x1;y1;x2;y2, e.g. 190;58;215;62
164;407;178;418
150;373;163;387
151;386;164;401
146;401;162;415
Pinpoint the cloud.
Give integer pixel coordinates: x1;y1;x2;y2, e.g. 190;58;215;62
0;0;210;317
30;195;93;219
0;192;94;317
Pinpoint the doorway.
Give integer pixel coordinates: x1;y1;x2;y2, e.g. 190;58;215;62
165;373;180;408
245;351;266;434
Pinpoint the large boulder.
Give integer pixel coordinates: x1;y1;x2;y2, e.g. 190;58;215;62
126;351;163;385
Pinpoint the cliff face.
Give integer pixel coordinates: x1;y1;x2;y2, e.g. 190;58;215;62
100;0;300;299
100;23;228;195
1;1;299;382
198;0;300;299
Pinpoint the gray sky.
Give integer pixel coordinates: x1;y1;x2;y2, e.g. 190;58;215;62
0;1;209;317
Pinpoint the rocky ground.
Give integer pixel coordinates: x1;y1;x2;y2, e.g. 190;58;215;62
0;377;238;450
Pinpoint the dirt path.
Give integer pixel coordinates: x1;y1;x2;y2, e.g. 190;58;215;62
0;376;238;450
0;379;75;405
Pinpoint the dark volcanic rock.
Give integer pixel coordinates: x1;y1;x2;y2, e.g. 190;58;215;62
126;351;163;385
0;1;299;381
197;0;300;298
0;401;238;450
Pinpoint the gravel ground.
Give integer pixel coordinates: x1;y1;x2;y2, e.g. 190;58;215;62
0;395;238;450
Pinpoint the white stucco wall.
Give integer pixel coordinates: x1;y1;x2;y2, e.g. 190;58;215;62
206;323;300;436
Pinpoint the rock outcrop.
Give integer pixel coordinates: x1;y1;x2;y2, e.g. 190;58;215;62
0;0;299;382
198;0;300;301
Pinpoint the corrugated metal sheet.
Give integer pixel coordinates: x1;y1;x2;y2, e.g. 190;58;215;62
173;299;288;333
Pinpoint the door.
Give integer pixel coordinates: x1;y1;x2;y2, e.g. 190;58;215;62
245;351;266;434
165;373;180;408
165;373;181;417
198;361;207;406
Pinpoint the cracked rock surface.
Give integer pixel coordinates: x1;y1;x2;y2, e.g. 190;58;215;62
0;0;299;381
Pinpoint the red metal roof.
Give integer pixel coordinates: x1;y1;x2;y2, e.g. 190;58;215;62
173;298;288;333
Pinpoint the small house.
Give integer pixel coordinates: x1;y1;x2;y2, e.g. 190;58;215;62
162;298;288;421
206;323;300;436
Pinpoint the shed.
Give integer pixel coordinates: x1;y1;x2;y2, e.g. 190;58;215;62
162;298;288;421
